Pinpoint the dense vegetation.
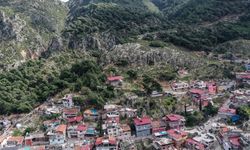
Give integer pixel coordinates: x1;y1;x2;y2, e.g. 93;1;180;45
65;0;250;53
0;0;250;115
0;58;114;115
64;0;166;44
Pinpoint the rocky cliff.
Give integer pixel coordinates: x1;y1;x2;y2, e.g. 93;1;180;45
101;43;204;68
0;0;68;69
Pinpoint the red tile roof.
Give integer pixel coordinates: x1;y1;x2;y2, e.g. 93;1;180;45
134;116;151;126
165;114;184;122
186;138;205;150
56;124;67;133
190;89;205;95
95;136;117;146
67;116;83;123
219;107;236;114
63;108;79;114
240;75;250;79
167;129;188;140
7;136;24;145
229;136;241;146
220;127;229;135
107;76;123;81
77;124;87;131
80;144;93;150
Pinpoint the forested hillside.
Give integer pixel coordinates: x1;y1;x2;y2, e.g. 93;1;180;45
157;0;250;51
63;0;250;52
0;0;249;114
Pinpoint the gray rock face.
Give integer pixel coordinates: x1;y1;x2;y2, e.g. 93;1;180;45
0;11;25;42
0;0;68;69
101;43;203;69
68;32;117;51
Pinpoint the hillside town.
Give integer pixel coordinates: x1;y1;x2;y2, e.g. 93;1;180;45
0;64;249;150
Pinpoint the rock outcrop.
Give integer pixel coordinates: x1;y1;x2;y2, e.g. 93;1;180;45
101;43;204;69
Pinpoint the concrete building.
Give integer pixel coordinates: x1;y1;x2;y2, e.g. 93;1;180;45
107;76;123;87
95;136;118;150
164;114;185;129
134;116;152;137
25;133;49;146
62;94;74;108
47;124;67;145
102;116;121;137
185;138;205;150
218;107;236;119
4;136;24;148
167;129;188;147
153;138;176;150
84;109;99;121
62;108;79;119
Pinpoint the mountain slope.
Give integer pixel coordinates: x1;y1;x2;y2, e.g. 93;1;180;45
63;0;250;53
63;0;166;50
0;0;68;68
153;0;250;51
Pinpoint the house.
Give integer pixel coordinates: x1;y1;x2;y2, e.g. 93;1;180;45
75;144;94;150
104;104;122;111
84;109;99;121
171;82;189;91
62;108;79;119
164;114;185;129
95;136;118;150
107;76;123;87
43;119;60;131
134;116;152;137
189;89;205;100
67;116;83;124
62;94;74;108
218;127;243;150
151;91;164;97
20;145;46;150
5;136;24;148
167;129;188;147
102;104;120;120
47;124;67;145
207;82;217;94
218;81;236;92
44;106;60;116
236;72;250;84
227;136;242;150
185;138;205;150
218;107;236;119
152;120;166;133
153;138;176;150
231;95;250;106
119;107;137;118
191;81;207;89
67;124;87;139
119;124;131;140
102;116;121;137
25;133;49;146
153;131;168;138
85;127;97;140
106;111;120;119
